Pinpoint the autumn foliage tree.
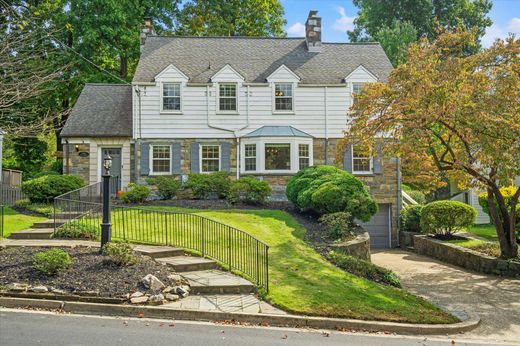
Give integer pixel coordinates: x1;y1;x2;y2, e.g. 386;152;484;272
344;31;520;258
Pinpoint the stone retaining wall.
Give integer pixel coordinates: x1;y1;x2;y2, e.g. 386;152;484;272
329;231;371;261
414;235;520;277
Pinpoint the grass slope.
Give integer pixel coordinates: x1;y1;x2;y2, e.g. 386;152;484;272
133;207;456;324
467;224;498;241
1;206;46;238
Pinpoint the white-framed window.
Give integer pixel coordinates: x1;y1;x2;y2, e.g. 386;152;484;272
201;145;220;173
218;83;237;112
161;83;181;112
352;146;373;174
265;143;291;171
244;144;256;171
274;83;293;111
298;144;310;170
351;82;365;106
151;145;171;174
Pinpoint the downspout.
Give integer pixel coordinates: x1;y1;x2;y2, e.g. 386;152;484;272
65;139;70;174
324;86;329;164
134;86;143;184
396;156;402;245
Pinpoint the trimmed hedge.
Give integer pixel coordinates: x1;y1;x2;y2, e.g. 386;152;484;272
121;183;151;203
420;200;476;236
187;172;231;199
146;176;181;200
286;165;377;220
22;175;84;203
400;204;423;233
227;177;272;205
329;251;401;287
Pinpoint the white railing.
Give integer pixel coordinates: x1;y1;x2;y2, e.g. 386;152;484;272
402;190;419;207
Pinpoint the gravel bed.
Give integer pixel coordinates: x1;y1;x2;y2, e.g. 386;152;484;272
0;247;177;297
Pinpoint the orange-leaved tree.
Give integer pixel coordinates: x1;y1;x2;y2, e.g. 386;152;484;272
343;30;520;258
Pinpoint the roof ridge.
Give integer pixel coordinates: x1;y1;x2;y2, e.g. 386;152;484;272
85;83;131;87
147;35;304;40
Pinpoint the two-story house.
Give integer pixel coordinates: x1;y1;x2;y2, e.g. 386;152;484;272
61;11;400;248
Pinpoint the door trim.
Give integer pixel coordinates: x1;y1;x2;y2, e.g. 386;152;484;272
98;146;123;187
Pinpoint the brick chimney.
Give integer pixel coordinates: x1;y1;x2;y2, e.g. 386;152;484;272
140;17;156;49
305;10;322;53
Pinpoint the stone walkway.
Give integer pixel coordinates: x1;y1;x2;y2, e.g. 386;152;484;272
372;249;520;344
163;294;286;315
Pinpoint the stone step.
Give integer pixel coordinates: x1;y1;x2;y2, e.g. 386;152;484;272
9;228;54;240
32;220;65;229
181;270;256;295
156;256;217;272
133;245;184;259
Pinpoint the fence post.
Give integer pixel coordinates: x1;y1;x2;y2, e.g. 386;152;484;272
201;218;205;258
228;229;231;271
256;241;259;287
265;246;269;293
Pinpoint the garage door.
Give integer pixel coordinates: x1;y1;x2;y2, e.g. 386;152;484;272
360;204;391;249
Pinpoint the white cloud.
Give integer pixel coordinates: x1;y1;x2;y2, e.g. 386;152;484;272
507;17;520;32
287;22;306;37
482;18;520;47
332;6;355;33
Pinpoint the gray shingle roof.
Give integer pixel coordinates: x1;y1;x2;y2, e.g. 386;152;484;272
243;126;313;138
133;37;392;84
61;84;132;137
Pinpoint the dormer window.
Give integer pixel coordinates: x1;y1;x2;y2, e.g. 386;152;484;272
219;83;237;112
352;82;365;106
274;83;293;111
162;83;181;112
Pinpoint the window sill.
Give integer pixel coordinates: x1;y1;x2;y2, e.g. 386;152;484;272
216;111;240;115
160;111;183;115
353;172;374;176
149;172;173;176
241;171;295;176
272;111;295;115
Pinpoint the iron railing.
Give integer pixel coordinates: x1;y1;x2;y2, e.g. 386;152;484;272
0;205;4;238
54;182;269;291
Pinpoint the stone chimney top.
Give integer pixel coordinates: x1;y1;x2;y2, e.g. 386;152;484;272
305;10;322;53
140;17;156;49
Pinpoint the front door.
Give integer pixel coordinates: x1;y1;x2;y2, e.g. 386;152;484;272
101;148;121;194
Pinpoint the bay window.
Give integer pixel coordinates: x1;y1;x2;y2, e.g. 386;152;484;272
298;144;310;170
244;144;256;171
265;144;291;170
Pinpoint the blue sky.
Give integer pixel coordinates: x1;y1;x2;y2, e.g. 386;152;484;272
281;0;520;47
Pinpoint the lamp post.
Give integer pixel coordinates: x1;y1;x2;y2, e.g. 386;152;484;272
100;154;112;251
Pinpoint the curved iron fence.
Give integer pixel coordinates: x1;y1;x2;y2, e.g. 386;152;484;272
54;183;269;291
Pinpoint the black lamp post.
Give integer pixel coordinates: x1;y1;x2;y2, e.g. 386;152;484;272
100;154;112;251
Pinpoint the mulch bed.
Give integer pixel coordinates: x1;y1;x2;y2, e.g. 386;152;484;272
0;247;177;297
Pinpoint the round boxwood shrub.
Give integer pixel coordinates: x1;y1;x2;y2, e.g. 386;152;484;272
420;200;477;236
22;174;85;203
400;204;423;233
121;183;151;203
227;177;272;205
146;176;181;200
187;172;231;199
286;165;378;221
33;249;72;275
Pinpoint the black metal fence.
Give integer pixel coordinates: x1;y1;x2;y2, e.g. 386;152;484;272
54;183;269;291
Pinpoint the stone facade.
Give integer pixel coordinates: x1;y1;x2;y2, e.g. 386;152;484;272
63;143;90;183
414;235;520;277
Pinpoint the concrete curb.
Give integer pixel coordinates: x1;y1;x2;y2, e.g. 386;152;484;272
0;296;480;335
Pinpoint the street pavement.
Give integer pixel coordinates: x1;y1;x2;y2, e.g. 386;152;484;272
0;308;514;346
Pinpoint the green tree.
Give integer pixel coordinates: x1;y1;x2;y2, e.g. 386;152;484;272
176;0;286;37
373;20;418;66
348;0;492;49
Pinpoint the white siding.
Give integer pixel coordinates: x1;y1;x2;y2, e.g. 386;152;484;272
450;189;490;225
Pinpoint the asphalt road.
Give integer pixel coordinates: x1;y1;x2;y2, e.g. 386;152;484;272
0;309;513;346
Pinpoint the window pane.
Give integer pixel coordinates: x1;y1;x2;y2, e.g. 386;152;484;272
245;144;256;157
163;97;181;110
265;144;291;170
153;146;170;159
219;84;236;97
202;145;219;159
219;97;237;111
275;98;292;111
245;158;256;171
275;83;292;97
298;144;309;157
275;83;293;111
153;160;170;173
163;84;180;97
299;158;309;170
202;160;219;172
353;146;371;172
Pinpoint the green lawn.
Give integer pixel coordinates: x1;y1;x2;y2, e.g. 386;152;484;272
72;206;456;324
1;206;46;238
466;224;498;241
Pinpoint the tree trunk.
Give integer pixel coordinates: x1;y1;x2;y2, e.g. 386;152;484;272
120;55;128;79
487;188;518;259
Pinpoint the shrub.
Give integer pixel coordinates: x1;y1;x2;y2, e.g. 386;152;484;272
120;183;151;203
48;159;63;174
22;175;84;203
14;199;54;218
102;241;136;266
32;171;60;179
187;171;231;199
146;176;181;200
286;165;378;220
319;212;356;240
329;251;401;287
227;177;272;205
54;223;99;240
407;190;426;205
33;249;72;275
400;205;423;233
420;200;476;236
478;187;520;241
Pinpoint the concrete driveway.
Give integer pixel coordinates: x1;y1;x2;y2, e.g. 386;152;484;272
372;250;520;344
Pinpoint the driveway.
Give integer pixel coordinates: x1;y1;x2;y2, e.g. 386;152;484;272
372;250;520;344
